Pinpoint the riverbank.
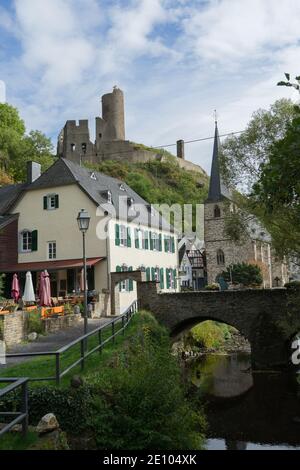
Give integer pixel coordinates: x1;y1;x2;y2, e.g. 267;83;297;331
0;311;206;450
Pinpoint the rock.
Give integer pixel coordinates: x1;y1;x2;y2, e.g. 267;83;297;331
70;375;84;389
28;332;38;342
36;414;60;435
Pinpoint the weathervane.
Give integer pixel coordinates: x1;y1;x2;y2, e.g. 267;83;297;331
277;73;300;93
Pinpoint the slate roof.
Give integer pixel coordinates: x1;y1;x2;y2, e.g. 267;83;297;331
29;158;173;231
206;123;232;202
0;214;18;230
0;184;27;216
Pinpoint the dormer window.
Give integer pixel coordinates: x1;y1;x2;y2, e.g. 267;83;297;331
119;184;126;191
90;172;97;181
214;205;221;218
127;197;134;206
44;194;59;211
107;191;112;204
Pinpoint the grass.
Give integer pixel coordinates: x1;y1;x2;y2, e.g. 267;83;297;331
0;431;38;450
0;315;134;388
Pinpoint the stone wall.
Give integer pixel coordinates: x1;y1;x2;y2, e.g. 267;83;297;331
136;280;300;369
0;311;27;348
0;312;81;347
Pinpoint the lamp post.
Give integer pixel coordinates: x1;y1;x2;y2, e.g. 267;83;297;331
77;209;91;337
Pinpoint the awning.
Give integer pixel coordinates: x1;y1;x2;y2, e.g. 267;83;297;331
2;257;105;273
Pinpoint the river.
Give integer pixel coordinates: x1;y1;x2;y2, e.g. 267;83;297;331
186;353;300;450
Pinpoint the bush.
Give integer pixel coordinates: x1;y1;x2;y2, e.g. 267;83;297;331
284;281;300;290
27;310;43;334
190;321;225;349
87;312;205;450
221;262;263;287
204;283;220;291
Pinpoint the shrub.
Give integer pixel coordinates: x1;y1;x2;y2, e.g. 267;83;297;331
27;310;43;334
221;262;263;287
204;283;220;291
190;321;225;349
285;281;300;290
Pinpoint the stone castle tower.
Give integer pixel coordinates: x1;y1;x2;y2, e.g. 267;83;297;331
57;87;207;176
204;122;288;287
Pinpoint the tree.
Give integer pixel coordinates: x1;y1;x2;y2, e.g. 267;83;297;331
221;263;263;287
252;105;300;258
221;99;296;192
0;103;55;182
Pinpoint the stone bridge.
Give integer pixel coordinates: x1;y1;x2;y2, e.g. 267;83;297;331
111;271;300;370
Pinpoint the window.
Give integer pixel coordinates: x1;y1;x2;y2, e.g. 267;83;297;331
21;230;32;252
90;172;97;181
107;191;112;204
120;225;127;247
81;143;87;154
214;205;221;218
164;236;171;253
71;143;76;152
48;242;57;260
119;184;126;191
217;249;225;266
44;194;59;211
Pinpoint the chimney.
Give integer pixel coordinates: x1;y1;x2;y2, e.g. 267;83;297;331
27;161;41;184
177;140;185;160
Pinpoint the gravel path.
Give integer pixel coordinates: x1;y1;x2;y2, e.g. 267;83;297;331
2;317;112;367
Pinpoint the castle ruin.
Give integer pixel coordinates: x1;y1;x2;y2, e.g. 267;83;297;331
57;87;207;176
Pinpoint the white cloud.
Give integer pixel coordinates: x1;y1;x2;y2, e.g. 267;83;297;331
0;80;6;102
0;0;299;175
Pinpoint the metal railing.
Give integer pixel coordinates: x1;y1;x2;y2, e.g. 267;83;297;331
0;378;28;437
3;300;138;385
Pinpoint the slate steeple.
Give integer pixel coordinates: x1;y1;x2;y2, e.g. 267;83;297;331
206;119;231;202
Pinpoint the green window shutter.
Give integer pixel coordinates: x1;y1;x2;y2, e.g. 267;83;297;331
31;230;38;252
159;234;162;252
173;269;177;290
160;268;165;289
149;232;154;251
171;237;175;253
135;229;139;249
146;268;151;282
166;269;171;289
43;196;47;210
55;195;59;209
164;236;168;252
145;231;149;250
127;227;132;248
128;266;133;291
151;267;155;281
115;224;120;246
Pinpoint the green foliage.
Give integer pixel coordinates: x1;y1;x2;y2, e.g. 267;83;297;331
204;283;220;291
85;158;208;233
27;311;43;334
221;98;296;191
0;431;38;450
0;103;55;183
0;312;206;450
87;311;205;450
221;262;263;287
284;281;300;290
190;321;232;349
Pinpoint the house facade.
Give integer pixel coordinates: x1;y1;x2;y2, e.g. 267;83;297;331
0;159;179;315
204;122;289;288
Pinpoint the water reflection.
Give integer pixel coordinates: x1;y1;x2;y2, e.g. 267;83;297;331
188;354;300;450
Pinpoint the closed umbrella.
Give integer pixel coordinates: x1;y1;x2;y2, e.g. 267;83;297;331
11;274;20;302
80;268;88;292
22;271;35;303
40;270;52;307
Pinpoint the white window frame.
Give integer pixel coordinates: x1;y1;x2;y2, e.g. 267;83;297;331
47;241;57;260
20;230;32;253
119;225;127;247
46;194;58;211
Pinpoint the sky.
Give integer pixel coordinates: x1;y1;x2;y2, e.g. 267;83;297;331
0;0;299;173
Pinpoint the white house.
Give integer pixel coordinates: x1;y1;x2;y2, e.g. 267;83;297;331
0;159;179;315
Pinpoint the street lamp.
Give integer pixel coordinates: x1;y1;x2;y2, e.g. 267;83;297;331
77;209;91;337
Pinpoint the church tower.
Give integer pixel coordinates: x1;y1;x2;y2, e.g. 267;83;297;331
204;121;234;284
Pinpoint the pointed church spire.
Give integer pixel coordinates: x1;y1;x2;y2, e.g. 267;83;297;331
206;117;231;202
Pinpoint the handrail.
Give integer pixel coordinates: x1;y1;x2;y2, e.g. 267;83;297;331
2;300;138;385
0;378;28;438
